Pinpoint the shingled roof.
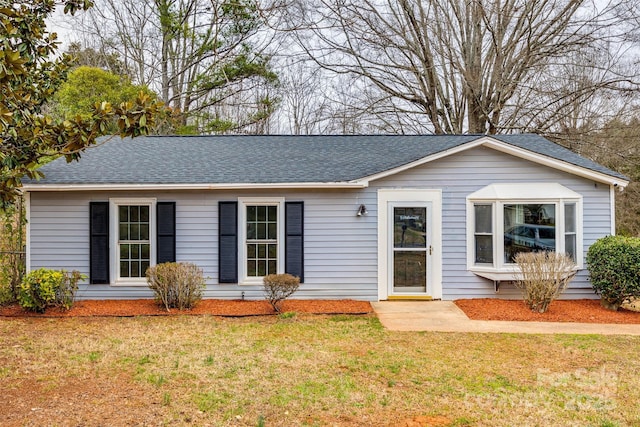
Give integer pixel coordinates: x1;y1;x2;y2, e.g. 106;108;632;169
23;134;627;187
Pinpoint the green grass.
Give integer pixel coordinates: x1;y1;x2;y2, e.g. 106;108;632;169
0;314;639;426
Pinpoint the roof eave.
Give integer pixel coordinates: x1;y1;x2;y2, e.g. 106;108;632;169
21;181;369;192
358;136;629;188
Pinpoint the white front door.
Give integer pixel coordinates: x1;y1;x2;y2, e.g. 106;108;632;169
390;204;431;295
378;189;442;300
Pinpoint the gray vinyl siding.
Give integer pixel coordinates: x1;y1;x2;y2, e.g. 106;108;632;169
28;189;379;300
28;146;613;301
371;146;611;299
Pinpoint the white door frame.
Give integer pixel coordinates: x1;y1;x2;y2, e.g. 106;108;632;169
377;189;442;300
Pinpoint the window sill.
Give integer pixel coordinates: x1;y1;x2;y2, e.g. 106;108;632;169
470;267;579;283
239;278;265;286
112;279;148;287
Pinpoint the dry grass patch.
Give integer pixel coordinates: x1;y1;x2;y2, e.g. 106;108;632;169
1;315;639;426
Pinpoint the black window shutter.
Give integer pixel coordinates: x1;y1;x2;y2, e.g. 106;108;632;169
285;202;304;282
89;202;109;284
219;201;238;283
157;202;176;264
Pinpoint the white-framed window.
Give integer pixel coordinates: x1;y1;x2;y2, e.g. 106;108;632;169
110;198;157;285
238;197;285;284
467;184;583;277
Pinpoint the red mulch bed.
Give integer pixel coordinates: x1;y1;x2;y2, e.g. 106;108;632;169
0;299;373;318
455;298;640;324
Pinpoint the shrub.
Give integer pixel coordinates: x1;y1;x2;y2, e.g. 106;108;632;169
263;273;300;313
56;270;83;311
146;262;205;311
587;235;640;311
514;251;575;313
18;268;82;313
1;199;26;303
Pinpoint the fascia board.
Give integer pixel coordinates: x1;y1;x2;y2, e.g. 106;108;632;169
21;182;368;191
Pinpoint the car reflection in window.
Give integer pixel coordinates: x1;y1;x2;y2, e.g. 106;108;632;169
504;224;555;262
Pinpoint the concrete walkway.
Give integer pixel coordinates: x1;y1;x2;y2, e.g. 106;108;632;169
371;301;640;335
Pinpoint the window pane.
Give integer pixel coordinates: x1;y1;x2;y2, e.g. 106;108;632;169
141;262;150;276
475;235;493;264
257;260;267;276
257;223;267;240
139;224;149;240
120;244;130;259
565;203;576;233
141;244;149;259
130;206;139;222
131;244;139;259
130;224;140;240
247;206;256;221
393;207;427;248
393;251;426;291
504;204;556;263
247;223;256;240
474;205;492;233
140;206;149;222
258;244;266;258
268;260;277;275
119;224;129;240
268;223;277;240
565;234;577;262
257;206;266;221
119;206;128;222
268;244;277;258
247;244;256;258
267;206;277;221
120;261;129;278
247;260;257;276
131;261;140;277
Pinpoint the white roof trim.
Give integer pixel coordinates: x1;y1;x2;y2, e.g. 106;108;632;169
467;183;582;200
482;139;628;188
21;182;368;192
358;136;628;187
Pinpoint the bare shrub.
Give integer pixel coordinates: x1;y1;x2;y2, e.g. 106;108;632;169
263;273;300;313
146;262;205;311
514;252;576;313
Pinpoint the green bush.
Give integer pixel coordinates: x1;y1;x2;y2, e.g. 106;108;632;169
18;268;82;313
146;262;205;311
586;235;640;310
263;273;300;313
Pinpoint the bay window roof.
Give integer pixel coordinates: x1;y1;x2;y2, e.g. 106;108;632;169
468;183;582;200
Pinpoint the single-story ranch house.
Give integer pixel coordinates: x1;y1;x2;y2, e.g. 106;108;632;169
22;134;628;301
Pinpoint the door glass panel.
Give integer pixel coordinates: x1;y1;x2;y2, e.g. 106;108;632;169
393;207;426;248
392;206;428;293
393;251;426;292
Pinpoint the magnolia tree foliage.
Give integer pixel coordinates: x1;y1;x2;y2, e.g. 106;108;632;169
0;0;165;207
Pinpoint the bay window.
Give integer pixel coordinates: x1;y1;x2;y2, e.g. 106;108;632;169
467;184;582;277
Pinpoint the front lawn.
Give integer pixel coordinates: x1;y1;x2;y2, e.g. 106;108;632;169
1;314;638;426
